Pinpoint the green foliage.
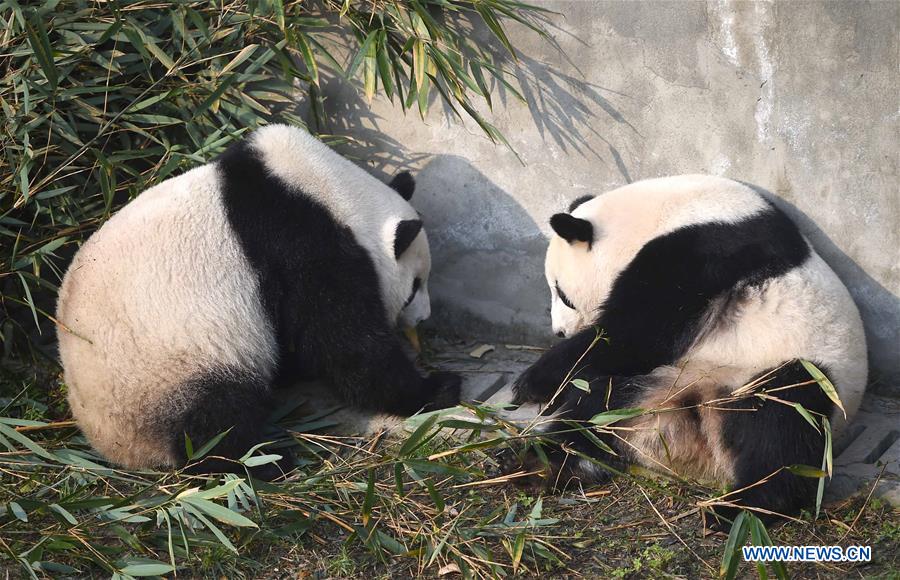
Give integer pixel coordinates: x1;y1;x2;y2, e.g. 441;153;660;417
0;383;567;578
0;0;549;362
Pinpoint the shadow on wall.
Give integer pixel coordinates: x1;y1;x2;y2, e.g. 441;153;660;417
412;156;552;345
750;184;900;394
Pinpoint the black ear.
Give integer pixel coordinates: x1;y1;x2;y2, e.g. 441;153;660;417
394;219;423;258
550;213;593;246
389;171;415;201
568;194;595;212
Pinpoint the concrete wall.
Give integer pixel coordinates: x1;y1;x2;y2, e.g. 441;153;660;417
321;1;899;393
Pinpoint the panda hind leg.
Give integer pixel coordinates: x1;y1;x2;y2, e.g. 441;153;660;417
165;369;291;480
714;360;835;525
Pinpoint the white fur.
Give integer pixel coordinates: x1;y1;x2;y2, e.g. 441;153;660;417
545;175;868;482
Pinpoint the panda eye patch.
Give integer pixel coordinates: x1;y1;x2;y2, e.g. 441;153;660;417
555;283;575;310
404;277;421;308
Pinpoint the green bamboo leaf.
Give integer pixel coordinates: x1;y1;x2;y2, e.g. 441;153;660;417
189;427;232;460
792;402;820;434
362;468;375;525
800;359;846;419
786;464;827;478
570;378;590;392
25;17;58;90
0;421;55;460
412;39;426;92
511;532;525;573
363;38;377;102
180;478;244;501
49;503;78;526
417;70;430;117
589;408;644;426
119;560;175;577
195;73;238;116
424;476;445;512
474;5;517;61
293;34;317;86
271;0;285;31
376;31;393;99
129;91;172;112
720;510;749;580
748;514;788;579
346;30;378;79
399;413;438;457
242;453;282;467
8;502;28;522
180;496;257;528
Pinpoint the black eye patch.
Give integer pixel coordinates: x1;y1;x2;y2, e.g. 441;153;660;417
404;277;421;308
555;282;575;310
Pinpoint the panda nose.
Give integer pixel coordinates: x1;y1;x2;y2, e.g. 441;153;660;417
556;331;565;338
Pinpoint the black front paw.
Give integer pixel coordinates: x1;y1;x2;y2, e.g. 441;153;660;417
512;363;563;406
426;371;462;409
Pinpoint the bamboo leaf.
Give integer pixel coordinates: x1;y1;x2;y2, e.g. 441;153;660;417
720;510;749;580
570;378;590;392
180;496;257;528
293;34;317;86
589;408;644;426
119;561;176;577
25;16;58;90
800;359;846;419
786;464;827;478
412;39;426;92
792;403;821;434
399;413;438;457
362;468;375;526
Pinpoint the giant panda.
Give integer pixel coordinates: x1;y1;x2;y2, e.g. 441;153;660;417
56;124;461;476
506;174;867;522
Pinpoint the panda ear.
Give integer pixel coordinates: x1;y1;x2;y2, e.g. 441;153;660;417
388;171;415;201
550;213;593;247
568;194;595;212
394;219;423;259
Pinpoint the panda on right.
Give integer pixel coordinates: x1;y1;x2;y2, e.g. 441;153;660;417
509;174;868;523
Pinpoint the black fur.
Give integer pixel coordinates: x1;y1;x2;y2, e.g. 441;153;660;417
717;360;834;522
389;171;416;200
510;203;820;518
568;194;595;212
164;368;287;480
515;205;810;403
174;139;461;472
394;219;423;259
550;213;594;246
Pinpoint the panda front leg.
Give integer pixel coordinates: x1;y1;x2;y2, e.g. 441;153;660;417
513;327;603;408
325;333;461;416
503;373;640;490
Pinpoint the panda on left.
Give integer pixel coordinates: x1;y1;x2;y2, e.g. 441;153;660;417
56;124;461;479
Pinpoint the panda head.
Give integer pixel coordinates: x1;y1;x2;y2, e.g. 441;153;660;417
385;172;432;329
545;194;605;338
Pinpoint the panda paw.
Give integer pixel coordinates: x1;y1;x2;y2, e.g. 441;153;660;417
497;444;613;493
512;363;560;405
426;371;462;409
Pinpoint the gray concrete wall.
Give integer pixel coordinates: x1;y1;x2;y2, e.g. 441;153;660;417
321;1;899;393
